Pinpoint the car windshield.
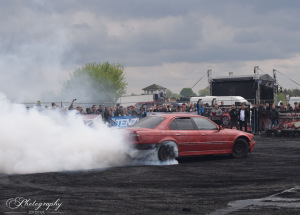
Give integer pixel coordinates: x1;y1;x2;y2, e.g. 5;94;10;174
129;116;166;129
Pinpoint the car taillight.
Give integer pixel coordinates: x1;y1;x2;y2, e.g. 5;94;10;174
130;133;142;142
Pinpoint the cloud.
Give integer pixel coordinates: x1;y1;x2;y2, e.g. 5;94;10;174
0;0;300;101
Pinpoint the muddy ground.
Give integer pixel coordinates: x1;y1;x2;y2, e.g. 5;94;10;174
1;137;300;215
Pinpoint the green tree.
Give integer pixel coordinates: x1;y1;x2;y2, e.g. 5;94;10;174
198;86;210;96
277;93;286;103
60;62;127;102
166;89;181;98
180;88;197;97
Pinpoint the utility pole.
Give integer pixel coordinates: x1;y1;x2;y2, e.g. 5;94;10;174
254;66;260;105
273;69;277;104
207;69;212;96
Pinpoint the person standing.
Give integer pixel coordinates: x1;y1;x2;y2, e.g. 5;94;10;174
239;104;250;132
269;104;279;129
210;104;223;125
229;105;239;130
197;99;202;116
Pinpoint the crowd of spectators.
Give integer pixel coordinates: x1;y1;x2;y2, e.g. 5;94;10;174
34;98;300;132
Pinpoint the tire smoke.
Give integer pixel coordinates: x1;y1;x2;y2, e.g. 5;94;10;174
0;93;177;175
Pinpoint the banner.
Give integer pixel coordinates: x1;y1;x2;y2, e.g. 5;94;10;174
259;111;300;131
108;116;139;128
81;114;102;125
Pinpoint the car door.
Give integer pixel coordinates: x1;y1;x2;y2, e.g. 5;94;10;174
192;117;227;151
168;117;202;152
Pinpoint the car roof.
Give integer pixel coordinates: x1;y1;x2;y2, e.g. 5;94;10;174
152;114;203;118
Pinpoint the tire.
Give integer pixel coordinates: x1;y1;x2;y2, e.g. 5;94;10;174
158;142;178;162
230;138;249;158
222;116;229;126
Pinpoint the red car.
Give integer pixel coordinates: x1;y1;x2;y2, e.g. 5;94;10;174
126;114;255;161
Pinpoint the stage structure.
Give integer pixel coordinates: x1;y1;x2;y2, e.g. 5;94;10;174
209;69;276;104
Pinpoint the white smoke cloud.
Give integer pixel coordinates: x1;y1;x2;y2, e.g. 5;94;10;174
0;93;177;174
0;93;130;174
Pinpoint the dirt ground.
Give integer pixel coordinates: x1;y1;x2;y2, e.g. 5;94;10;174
1;137;300;215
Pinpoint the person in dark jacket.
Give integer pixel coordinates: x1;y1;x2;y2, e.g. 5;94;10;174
251;104;258;134
229;105;239;130
269;104;279;129
139;107;147;119
287;104;293;111
103;107;110;122
258;101;265;111
239;104;250;132
197;99;202;115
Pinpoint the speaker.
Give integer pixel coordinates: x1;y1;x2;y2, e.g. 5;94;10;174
154;94;158;101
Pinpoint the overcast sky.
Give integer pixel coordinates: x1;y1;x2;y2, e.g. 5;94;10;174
1;0;300;101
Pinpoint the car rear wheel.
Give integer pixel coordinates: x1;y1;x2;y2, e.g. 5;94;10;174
230;138;249;158
158;142;178;162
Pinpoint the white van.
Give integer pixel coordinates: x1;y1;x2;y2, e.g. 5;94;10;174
190;96;249;106
289;97;300;108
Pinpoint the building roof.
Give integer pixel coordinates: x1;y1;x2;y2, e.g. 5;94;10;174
142;84;167;90
212;74;275;83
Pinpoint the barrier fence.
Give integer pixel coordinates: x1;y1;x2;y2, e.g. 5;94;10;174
24;98;300;133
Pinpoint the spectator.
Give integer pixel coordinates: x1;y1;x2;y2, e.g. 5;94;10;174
287;104;293;111
86;108;92;114
278;102;284;111
127;106;132;115
68;99;76;111
97;105;103;114
79;109;85;115
131;106;138;116
110;107;115;117
211;98;216;106
220;101;224;107
229;105;239;130
162;105;167;112
139;107;147;119
170;104;175;112
295;105;300;111
258;101;265;111
210;104;222;125
103;107;110;122
239;104;250;132
269;104;279;129
294;102;298;110
265;103;270;111
251;104;258;134
91;105;97;114
197;99;202;116
114;106;123;116
52;103;57;110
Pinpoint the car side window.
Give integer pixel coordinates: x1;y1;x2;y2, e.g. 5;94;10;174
169;119;178;130
175;118;195;130
192;117;218;130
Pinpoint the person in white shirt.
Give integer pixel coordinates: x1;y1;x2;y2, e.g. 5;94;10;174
239;104;249;132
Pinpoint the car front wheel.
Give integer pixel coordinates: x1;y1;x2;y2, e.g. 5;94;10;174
230;138;249;158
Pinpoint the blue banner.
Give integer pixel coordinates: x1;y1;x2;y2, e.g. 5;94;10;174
108;116;139;128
